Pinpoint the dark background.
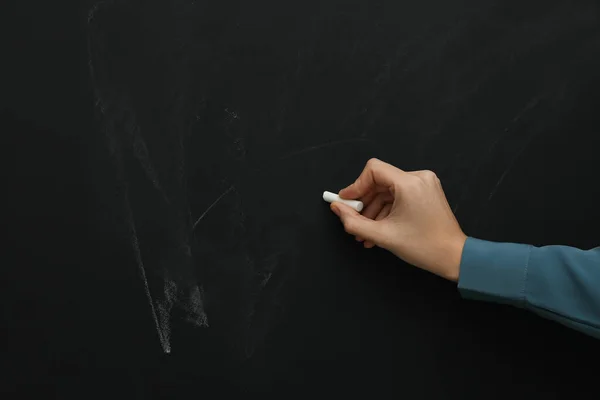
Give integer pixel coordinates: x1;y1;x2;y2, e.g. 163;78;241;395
3;0;600;397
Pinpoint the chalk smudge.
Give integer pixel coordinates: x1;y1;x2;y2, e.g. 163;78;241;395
88;0;208;354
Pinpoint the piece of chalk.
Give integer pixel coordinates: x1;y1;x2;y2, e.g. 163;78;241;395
322;191;364;212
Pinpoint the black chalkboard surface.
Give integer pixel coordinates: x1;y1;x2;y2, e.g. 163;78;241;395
4;0;600;397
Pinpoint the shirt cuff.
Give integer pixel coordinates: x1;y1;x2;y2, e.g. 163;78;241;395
457;237;532;306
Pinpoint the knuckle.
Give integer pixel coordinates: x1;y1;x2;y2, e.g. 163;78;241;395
418;169;439;184
366;158;380;168
422;169;437;180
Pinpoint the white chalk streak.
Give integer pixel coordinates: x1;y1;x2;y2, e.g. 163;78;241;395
126;203;171;354
192;185;234;231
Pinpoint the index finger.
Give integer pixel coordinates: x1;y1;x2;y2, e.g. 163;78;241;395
339;158;405;199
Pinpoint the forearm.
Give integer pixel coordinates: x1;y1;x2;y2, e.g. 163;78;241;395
458;237;600;339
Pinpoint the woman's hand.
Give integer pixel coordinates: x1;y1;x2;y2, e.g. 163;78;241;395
330;158;467;281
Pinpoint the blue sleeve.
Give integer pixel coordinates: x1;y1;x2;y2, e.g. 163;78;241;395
457;237;600;339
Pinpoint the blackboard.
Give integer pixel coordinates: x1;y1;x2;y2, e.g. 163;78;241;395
4;0;600;397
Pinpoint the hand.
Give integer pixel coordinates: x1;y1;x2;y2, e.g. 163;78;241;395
330;158;467;281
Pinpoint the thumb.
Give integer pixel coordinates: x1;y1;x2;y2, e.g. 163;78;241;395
330;202;383;243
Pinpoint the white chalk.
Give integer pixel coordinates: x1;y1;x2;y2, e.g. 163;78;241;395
322;191;364;212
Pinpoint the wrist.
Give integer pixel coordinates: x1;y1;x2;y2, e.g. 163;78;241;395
440;233;467;282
